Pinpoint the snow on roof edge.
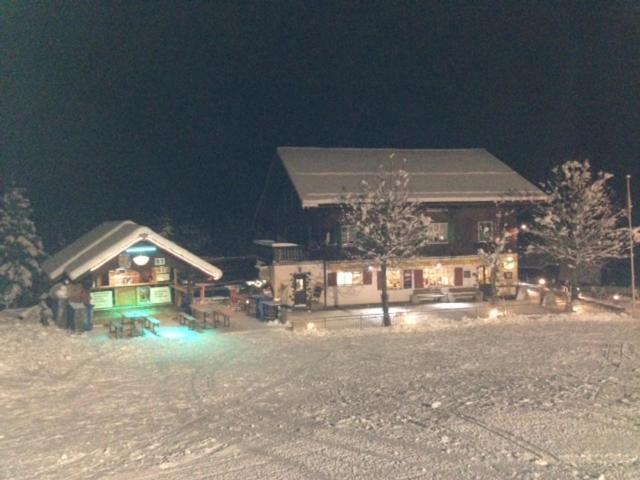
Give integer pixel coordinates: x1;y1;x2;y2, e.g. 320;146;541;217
47;223;223;282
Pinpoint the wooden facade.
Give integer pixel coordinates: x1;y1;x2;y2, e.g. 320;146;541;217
252;148;543;307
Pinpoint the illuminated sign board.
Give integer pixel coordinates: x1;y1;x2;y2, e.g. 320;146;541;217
149;286;171;304
90;290;114;310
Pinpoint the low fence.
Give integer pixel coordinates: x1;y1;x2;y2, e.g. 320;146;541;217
287;305;497;331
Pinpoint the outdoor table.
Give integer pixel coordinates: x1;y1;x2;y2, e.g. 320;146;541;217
190;303;216;327
121;313;146;336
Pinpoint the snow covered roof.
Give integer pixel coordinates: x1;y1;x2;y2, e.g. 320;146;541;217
277;147;547;207
42;221;223;282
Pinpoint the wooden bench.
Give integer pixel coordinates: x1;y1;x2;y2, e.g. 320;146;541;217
410;287;446;304
445;287;483;302
213;310;231;328
144;316;160;335
108;320;123;338
178;312;199;331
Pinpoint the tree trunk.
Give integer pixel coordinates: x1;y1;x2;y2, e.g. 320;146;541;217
380;260;391;326
564;267;578;312
489;266;498;305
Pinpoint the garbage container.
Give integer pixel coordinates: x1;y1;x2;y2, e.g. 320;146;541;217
261;300;279;322
278;305;288;324
255;296;265;320
84;304;94;331
66;302;87;332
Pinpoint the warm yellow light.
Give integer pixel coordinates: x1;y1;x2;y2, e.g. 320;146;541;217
402;314;417;326
488;307;500;319
306;322;316;331
613;294;621;301
538;278;547;286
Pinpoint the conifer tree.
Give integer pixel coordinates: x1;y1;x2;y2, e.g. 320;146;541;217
0;187;45;308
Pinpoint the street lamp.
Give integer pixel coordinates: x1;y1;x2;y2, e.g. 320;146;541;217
627;175;636;313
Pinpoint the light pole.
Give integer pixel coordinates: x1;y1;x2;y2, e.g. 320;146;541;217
626;175;636;313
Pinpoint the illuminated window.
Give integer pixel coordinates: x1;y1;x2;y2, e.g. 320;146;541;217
423;265;450;286
386;270;402;289
478;221;494;242
425;223;448;243
337;271;363;286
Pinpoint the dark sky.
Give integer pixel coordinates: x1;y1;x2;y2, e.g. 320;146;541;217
3;1;640;253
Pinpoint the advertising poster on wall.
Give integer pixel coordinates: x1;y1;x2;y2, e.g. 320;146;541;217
137;286;151;305
90;290;114;310
149;286;171;304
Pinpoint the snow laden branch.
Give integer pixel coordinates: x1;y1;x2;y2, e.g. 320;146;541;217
528;160;628;303
0;187;46;309
340;165;432;326
477;203;518;301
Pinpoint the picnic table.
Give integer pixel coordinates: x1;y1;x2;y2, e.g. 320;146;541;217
190;303;231;329
121;313;146;337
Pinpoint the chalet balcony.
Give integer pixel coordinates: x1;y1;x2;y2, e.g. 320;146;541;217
254;240;307;263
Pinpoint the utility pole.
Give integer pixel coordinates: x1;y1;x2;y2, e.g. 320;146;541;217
627;175;636;314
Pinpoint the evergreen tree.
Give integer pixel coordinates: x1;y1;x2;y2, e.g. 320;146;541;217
341;165;432;326
529;160;628;306
0;187;45;309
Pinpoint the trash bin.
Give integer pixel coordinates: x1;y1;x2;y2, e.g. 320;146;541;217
279;306;288;324
261;300;279;322
255;296;265;320
66;302;87;332
84;304;94;331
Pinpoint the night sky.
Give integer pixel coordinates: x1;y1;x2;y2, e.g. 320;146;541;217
3;2;640;254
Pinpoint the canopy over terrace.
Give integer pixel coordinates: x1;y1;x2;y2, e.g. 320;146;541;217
43;221;223;312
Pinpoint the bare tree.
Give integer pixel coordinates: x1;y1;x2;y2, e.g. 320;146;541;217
477;203;518;303
341;165;432;326
529;160;628;306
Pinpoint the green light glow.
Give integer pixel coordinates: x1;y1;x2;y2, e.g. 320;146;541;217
157;326;203;341
126;246;157;253
122;309;154;318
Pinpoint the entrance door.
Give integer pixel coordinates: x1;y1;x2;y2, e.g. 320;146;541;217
454;267;464;286
293;273;308;306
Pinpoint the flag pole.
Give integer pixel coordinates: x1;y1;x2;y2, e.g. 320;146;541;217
626;175;636;315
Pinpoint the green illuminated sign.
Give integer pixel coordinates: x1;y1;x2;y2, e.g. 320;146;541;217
126;245;157;253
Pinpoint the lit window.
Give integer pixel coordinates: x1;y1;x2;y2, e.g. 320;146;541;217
337;271;363;286
478;221;494;242
386;270;402;289
423;265;449;286
426;223;448;243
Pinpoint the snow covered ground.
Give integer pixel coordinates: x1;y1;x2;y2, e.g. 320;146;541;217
1;309;639;479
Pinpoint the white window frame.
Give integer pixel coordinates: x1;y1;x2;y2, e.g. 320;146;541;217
478;221;494;242
340;224;357;245
425;222;448;243
337;271;363;286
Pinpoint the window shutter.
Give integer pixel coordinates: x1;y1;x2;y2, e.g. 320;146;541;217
363;270;372;285
327;272;337;287
414;269;424;288
377;271;383;290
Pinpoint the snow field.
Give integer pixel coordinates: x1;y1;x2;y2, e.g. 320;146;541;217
1;312;639;479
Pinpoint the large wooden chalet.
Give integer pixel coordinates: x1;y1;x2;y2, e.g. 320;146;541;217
253;147;547;308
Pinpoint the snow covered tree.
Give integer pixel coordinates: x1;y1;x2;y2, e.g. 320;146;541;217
529;160;628;306
341;165;432;326
0;187;46;309
477;204;518;302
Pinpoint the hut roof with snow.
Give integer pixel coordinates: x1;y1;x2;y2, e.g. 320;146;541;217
43;221;223;282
